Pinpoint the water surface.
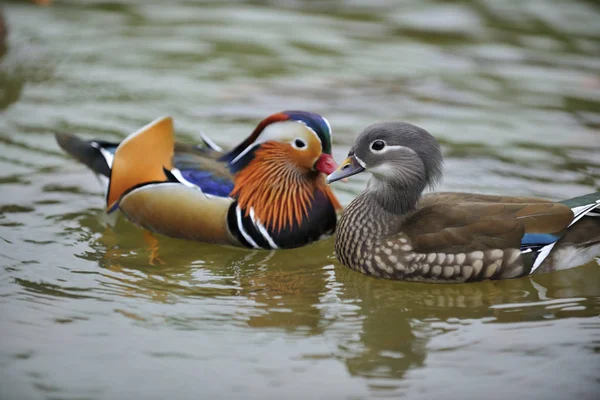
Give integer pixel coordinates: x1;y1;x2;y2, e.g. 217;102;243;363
1;1;599;399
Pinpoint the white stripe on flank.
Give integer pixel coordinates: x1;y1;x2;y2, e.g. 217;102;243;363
236;206;259;248
530;243;555;273
250;207;278;249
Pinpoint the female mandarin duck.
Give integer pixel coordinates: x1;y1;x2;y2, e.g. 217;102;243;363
56;111;341;249
327;122;600;282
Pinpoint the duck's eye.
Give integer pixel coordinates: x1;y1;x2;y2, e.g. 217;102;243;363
371;140;385;151
293;138;307;149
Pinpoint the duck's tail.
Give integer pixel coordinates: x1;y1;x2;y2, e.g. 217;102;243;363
530;192;600;273
559;192;600;222
55;116;175;212
560;192;600;248
55;133;116;177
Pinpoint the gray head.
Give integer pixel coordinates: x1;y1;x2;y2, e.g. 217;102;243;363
327;122;443;213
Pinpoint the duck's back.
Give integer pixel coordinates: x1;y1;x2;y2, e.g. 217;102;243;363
335;191;578;282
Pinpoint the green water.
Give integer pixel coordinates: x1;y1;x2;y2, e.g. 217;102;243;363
1;1;599;399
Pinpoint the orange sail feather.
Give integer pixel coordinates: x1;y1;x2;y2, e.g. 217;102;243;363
106;116;174;211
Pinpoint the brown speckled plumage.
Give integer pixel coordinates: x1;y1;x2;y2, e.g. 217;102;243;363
334;192;567;282
329;122;600;283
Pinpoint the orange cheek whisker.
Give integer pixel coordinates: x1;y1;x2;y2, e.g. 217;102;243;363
231;142;339;232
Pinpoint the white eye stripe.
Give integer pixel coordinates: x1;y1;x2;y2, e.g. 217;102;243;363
231;121;318;165
371;144;409;154
298;122;322;147
383;145;408;151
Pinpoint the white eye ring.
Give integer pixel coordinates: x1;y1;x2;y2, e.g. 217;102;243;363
370;140;386;152
292;138;307;150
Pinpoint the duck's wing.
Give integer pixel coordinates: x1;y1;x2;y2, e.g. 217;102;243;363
56;123;235;198
56;117;240;245
406;200;573;253
400;196;573;278
169;143;234;198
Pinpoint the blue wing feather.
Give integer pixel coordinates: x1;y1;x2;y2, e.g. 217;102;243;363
520;232;561;247
179;169;234;197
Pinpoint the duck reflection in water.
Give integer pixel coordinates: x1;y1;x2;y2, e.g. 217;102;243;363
62;209;600;386
74;212;331;333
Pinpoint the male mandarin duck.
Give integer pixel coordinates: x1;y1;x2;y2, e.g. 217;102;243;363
56;111;342;249
326;122;600;283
